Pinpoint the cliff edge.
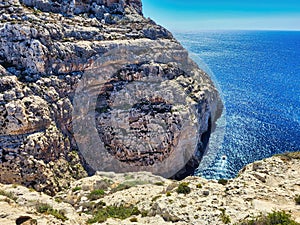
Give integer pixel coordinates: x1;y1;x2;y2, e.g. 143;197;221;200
0;154;299;224
0;0;223;194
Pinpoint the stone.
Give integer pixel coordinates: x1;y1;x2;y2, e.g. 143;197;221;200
15;216;36;225
203;190;210;196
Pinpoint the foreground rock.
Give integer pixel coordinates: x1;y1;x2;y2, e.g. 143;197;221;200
0;0;223;194
0;154;299;224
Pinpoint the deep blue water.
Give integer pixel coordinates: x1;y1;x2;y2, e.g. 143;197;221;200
175;31;300;179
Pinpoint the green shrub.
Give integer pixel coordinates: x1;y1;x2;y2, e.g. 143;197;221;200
166;191;171;197
295;195;300;205
0;190;17;201
111;180;148;193
87;205;140;224
54;197;62;203
95;201;106;207
87;208;107;223
124;174;135;180
88;189;105;200
141;210;149;217
112;183;130;192
196;183;202;188
29;188;35;192
72;186;82;192
220;208;231;224
154;181;165;186
36;203;68;221
266;211;299;225
176;182;191;194
152;195;162;202
106;205;140;219
237;211;299;225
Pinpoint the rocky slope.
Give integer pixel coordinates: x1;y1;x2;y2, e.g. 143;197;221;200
0;153;299;225
0;0;223;194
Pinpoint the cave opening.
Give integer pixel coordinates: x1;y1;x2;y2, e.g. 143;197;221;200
201;116;212;154
172;116;212;180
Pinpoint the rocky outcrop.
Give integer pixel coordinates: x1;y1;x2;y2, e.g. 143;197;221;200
0;0;223;193
19;0;143;17
0;154;299;224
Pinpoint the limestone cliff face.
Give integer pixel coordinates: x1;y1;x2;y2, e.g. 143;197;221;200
20;0;143;17
0;0;223;194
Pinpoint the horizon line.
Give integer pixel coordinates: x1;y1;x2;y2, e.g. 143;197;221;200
170;28;300;33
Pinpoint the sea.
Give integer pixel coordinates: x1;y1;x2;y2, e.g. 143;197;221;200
175;31;300;179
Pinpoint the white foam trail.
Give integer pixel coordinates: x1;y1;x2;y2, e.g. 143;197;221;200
188;53;228;178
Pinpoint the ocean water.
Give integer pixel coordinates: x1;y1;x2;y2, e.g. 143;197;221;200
175;31;300;179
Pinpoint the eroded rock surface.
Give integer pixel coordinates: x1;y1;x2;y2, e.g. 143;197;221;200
0;155;299;224
0;0;223;193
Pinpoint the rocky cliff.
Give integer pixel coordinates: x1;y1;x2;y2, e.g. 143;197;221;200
0;0;223;194
0;153;299;224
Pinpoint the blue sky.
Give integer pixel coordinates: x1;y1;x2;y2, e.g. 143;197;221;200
142;0;300;31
